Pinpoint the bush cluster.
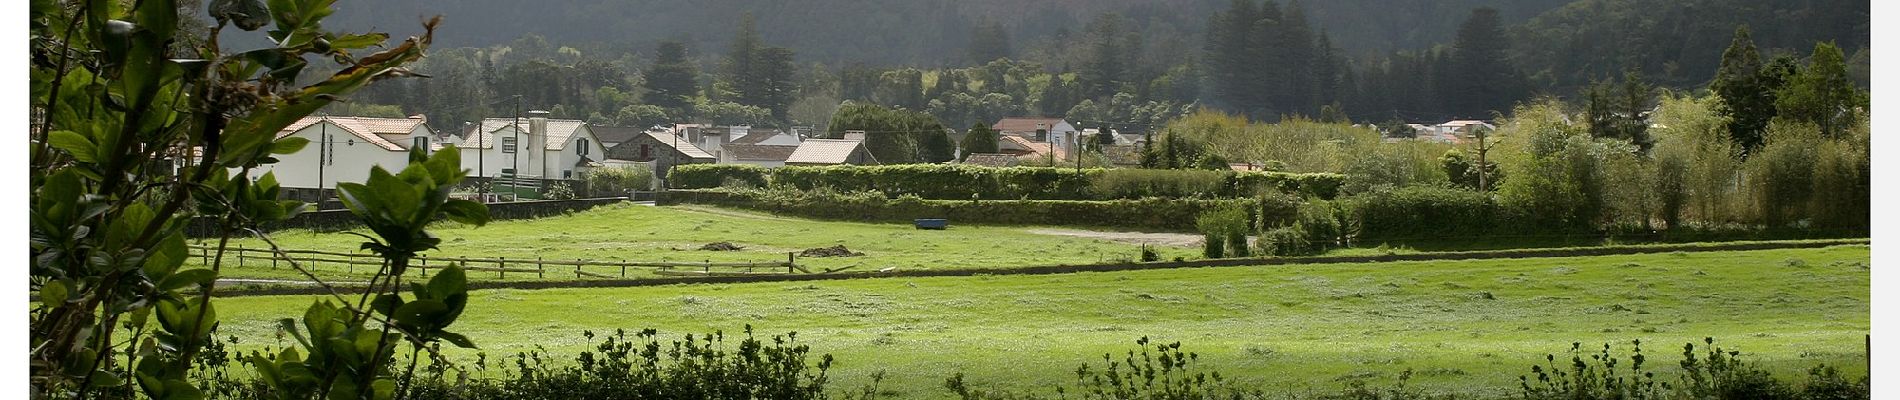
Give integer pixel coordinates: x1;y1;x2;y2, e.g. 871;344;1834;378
668;164;1345;200
669;164;770;189
662;188;1268;231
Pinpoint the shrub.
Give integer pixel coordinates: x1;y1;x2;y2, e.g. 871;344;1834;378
1091;168;1226;199
1257;226;1315;257
1202;233;1224;258
1352;186;1496;242
543;181;577;200
1294;200;1351;251
1225;232;1250;257
669;164;770;189
583;164;655;195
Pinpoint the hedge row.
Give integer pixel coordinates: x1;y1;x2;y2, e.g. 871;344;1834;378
667;164;769;189
667;164;1344;200
659;188;1274;231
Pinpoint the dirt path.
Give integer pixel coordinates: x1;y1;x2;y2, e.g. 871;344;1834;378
1025;228;1204;247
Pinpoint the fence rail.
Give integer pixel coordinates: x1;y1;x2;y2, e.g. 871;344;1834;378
189;244;805;280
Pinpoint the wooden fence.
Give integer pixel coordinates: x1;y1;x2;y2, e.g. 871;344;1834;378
189;244;809;280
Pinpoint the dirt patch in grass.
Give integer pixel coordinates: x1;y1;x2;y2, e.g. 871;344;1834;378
699;242;745;251
801;245;865;257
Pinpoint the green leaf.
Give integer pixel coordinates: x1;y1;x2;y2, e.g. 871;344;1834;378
325;32;388;50
392;299;447;330
88;369;125;388
161;379;204;400
157;269;216;292
271;136;310;155
276;318;310;349
38;280;68;307
438;199;489;227
437;330;478;349
369;293;402;318
426;264;466;300
142;232;188;278
47;130;98;163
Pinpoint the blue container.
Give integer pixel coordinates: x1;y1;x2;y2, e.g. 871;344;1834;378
913;219;948;230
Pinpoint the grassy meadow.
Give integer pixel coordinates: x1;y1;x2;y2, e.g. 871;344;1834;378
210;245;1870;399
202;203;1205;282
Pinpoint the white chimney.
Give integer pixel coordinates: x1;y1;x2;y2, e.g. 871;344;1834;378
528;110;548;176
843;130;867;142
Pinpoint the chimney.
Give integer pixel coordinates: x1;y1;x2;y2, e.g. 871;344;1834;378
408;114;427;124
528;110;548;175
729;125;748;142
843;130;867;142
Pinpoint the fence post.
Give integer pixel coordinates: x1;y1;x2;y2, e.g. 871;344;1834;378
537;256;544;279
420;256;428;278
704;260;711;274
236;244;244;268
788;252;795;274
201;245;210;265
348;250;355;274
620;258;627;278
499;257;506;279
271;249;278;269
575;260;581;279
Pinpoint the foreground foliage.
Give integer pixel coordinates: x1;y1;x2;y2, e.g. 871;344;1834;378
28;0;490;398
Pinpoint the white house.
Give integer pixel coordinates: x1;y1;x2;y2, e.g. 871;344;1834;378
251;115;440;196
458;111;609;181
993;117;1079;160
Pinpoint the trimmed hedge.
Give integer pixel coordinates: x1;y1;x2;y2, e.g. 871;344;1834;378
660;188;1274;231
1348;185;1498;241
668;164;769;189
669;164;1344;200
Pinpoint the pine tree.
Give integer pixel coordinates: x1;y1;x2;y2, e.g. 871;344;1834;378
1204;0;1262;115
1280;0;1317;116
642;41;700;119
752;47;798;123
1079;13;1128;100
1709;25;1775;155
719;14;763;104
960;123;1001;160
1446;7;1524;118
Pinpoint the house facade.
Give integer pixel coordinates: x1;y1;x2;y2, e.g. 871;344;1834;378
250;115;439;198
458;112;609;181
993;117;1079;152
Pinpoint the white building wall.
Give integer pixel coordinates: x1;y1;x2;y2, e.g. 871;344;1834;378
250;120;407;189
463;126;533;178
547;127;608;180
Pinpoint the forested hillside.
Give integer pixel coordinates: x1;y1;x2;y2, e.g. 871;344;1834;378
311;0;1867;132
311;0;1573;65
1509;0;1869;92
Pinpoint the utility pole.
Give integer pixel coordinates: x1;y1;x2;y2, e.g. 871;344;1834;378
317;116;326;203
510;96;521;202
468;121;484;199
1475;126;1491;191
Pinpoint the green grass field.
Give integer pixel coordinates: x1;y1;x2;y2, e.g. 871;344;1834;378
201;203;1206;283
210;245;1870;399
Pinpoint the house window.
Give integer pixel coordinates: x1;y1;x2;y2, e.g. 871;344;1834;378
639;144;651;159
563;170;572;179
501;137;517;153
413;136;429;150
577;138;589;156
500;168;515;177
